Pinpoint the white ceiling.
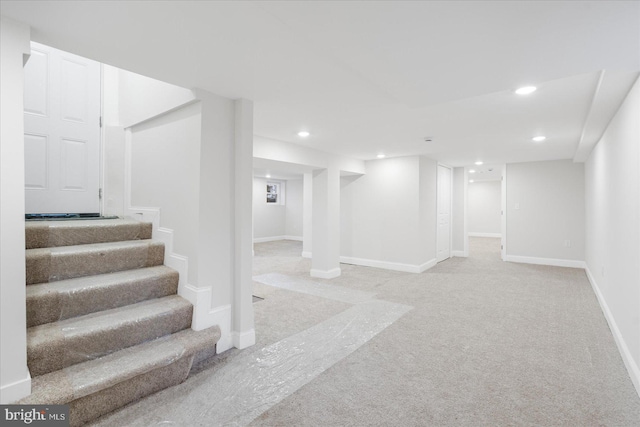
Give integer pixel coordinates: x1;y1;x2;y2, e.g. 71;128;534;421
2;1;639;168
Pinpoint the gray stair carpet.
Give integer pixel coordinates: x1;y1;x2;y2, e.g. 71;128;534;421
18;218;221;426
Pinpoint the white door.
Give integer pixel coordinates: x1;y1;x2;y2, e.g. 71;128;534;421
24;42;101;214
436;164;452;262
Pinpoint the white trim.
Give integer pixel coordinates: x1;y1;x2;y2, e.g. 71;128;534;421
0;373;31;404
310;267;341;279
253;235;303;243
585;267;640;398
505;255;586;269
301;251;312;259
468;232;502;238
340;256;437;274
452;250;467;258
232;329;256;350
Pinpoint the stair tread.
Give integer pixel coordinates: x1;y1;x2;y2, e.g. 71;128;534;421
26;218;152;249
22;326;221;404
29;295;191;343
26;238;162;256
27;265;177;297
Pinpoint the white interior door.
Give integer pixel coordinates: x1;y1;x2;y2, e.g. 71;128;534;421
24;42;101;214
437;164;452;262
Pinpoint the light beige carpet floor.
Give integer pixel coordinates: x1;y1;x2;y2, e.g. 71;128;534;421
94;238;640;426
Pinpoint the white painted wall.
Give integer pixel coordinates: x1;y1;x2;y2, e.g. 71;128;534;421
585;76;640;395
341;156;437;272
468;180;501;235
451;167;468;256
285;178;303;238
253;177;286;240
0;16;31;404
506;160;585;265
130;102;202;283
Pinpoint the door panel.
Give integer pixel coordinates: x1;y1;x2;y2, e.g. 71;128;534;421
24;42;101;214
437;165;452;262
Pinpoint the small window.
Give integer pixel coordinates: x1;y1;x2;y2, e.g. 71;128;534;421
266;181;285;205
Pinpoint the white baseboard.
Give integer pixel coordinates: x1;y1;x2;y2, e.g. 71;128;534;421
468;232;501;238
505;255;586;269
301;251;312;259
310;267;341;279
254;235;302;243
452;250;468;258
0;373;31;404
585;267;640;398
232;329;256;350
340;256;437;274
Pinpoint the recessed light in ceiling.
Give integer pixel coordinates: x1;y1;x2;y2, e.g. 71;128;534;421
266;174;271;178
297;131;310;137
475;161;483;165
469;169;476;174
469;180;475;183
515;86;537;95
532;136;546;142
377;154;386;159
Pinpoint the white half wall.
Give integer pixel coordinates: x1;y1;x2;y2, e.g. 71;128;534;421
506;160;585;262
0;16;31;404
585;76;640;396
468;180;501;235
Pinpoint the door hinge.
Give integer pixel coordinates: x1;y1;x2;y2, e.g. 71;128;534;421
501;245;503;250
98;188;103;200
99;116;102;128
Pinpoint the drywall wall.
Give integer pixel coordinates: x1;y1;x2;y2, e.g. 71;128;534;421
468;180;501;235
506;160;585;264
285;178;303;238
341;156;435;271
585;76;640;394
0;16;31;404
130;102;202;282
253;178;286;240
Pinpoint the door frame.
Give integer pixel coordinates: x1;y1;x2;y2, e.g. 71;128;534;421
501;164;507;261
436;163;453;262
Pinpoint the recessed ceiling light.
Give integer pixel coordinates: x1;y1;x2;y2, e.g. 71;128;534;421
475;161;483;165
266;174;271;178
377;154;386;159
297;131;310;137
515;86;537;95
469;169;476;174
532;136;546;142
469;180;475;183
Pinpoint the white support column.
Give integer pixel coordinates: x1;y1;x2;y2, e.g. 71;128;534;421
311;166;341;279
193;89;235;351
0;16;31;404
232;98;255;349
302;172;313;259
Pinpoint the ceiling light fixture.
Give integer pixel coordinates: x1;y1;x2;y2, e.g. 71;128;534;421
469;169;476;174
297;131;310;137
532;136;546;142
475;161;483;165
377;154;386;159
515;86;537;95
266;174;271;178
469;180;475;183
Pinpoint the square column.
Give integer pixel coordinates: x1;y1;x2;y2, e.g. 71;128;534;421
311;166;341;278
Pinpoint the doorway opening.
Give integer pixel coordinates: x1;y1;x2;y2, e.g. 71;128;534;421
466;163;505;259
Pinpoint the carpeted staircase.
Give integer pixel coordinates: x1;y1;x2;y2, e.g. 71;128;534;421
19;218;220;426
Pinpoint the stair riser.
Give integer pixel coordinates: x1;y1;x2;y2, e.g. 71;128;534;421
27;270;179;327
69;355;193;427
28;305;193;377
26;242;165;285
26;221;153;249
